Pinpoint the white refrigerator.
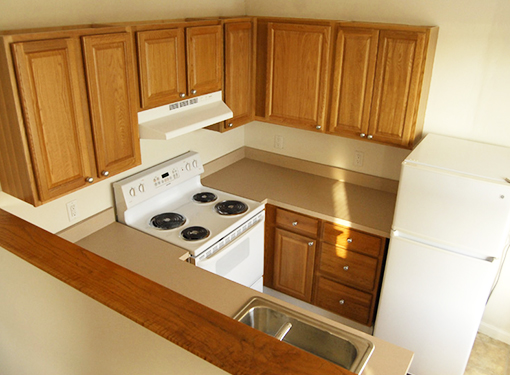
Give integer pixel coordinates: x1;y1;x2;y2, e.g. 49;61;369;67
373;134;510;375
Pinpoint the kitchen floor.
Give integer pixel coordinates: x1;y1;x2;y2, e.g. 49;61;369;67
264;288;510;375
465;333;510;375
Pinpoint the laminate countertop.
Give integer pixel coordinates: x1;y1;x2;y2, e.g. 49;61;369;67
202;158;397;238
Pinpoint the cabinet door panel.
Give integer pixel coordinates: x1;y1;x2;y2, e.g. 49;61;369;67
137;28;187;109
329;27;378;136
11;38;95;202
266;23;331;130
273;228;316;302
186;25;223;95
82;33;141;178
369;30;426;146
224;21;254;129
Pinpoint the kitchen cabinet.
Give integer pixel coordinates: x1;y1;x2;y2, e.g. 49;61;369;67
221;19;255;131
328;24;438;148
265;204;387;325
136;23;223;110
257;20;332;131
0;28;140;206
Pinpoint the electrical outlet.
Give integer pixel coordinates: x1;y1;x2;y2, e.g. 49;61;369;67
354;150;364;167
274;135;284;149
66;200;79;221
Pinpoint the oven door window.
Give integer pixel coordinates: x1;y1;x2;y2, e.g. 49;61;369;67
194;221;264;290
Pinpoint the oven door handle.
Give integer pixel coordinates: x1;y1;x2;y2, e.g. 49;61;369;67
197;219;264;264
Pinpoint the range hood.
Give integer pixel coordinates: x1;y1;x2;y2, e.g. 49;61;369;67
138;91;233;140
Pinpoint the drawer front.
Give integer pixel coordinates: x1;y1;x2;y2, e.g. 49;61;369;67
276;208;319;238
319;243;378;291
323;222;382;257
315;276;372;325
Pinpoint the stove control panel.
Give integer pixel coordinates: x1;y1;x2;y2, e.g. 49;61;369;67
113;151;204;216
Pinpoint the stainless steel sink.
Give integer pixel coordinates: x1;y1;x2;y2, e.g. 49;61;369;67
233;298;374;374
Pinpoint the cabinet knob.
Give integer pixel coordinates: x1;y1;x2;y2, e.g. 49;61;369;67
360;133;366;138
347;238;353;243
228;123;233;128
315;125;322;130
101;170;109;177
292;221;298;226
343;265;349;271
308;241;314;246
191;89;197;95
339;299;345;305
179;93;186;98
367;134;373;140
85;177;94;183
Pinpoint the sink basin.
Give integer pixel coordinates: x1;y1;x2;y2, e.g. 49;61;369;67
233;298;374;374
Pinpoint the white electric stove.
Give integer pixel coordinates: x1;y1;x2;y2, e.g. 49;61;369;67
113;151;265;291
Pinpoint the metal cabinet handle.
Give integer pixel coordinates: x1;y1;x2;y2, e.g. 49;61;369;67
347;238;353;243
228;123;233;128
316;125;322;130
292;221;298;226
85;177;94;183
101;170;109;177
360;133;366;138
367;134;373;140
339;299;345;305
179;93;186;98
191;89;197;95
343;265;349;271
308;241;314;246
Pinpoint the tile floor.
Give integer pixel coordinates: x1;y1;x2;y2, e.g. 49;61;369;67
465;333;510;375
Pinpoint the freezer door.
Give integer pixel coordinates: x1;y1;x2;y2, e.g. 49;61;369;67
374;235;499;375
393;162;510;259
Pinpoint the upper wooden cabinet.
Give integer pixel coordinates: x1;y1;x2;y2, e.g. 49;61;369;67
259;21;332;131
222;20;255;131
136;24;223;110
0;28;141;206
328;24;438;148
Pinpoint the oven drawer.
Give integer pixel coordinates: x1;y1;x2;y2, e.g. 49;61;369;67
319;243;378;291
315;276;372;325
276;208;319;238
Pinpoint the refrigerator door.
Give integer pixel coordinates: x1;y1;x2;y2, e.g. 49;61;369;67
374;234;499;375
393;162;510;259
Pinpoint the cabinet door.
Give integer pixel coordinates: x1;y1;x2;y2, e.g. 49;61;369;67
11;38;96;203
82;33;141;179
328;27;379;137
273;228;316;302
137;28;187;109
186;25;223;96
266;23;331;130
368;30;426;147
224;21;254;130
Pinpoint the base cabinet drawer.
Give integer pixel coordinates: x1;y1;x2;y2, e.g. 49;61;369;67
315;276;372;325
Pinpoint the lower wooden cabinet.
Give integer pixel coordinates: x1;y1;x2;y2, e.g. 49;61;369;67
265;204;387;326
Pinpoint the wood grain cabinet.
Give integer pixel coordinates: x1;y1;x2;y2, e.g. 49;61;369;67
221;19;255;131
257;21;332;131
328;24;438;148
136;24;223;110
0;29;140;206
265;204;387;325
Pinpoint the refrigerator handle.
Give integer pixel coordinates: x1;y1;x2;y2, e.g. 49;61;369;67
392;230;497;263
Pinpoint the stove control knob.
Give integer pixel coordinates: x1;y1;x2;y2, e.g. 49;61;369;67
192;160;198;168
185;163;191;171
129;187;136;197
138;184;145;193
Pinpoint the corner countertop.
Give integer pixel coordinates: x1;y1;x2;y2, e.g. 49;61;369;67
202;158;396;238
77;226;412;375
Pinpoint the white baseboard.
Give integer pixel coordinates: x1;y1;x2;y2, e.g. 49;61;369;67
478;321;510;345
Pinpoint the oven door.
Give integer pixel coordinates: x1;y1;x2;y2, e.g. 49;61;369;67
193;218;265;291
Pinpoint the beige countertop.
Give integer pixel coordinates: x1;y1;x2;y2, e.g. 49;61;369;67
202;158;397;238
77;222;413;375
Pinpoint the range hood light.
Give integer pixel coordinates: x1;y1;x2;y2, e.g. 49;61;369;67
138;91;233;140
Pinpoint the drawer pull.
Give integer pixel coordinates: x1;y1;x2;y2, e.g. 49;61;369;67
308;241;314;246
347;238;353;243
343;265;349;271
339;299;345;305
292;221;298;226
